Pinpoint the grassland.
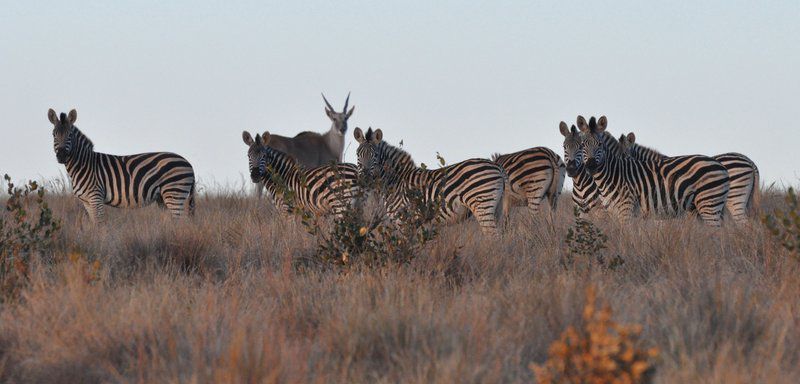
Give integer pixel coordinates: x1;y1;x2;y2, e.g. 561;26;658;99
0;184;798;383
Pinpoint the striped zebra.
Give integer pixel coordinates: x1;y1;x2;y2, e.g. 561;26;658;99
578;115;730;226
559;121;601;215
353;127;506;235
618;132;759;223
491;147;565;215
242;131;359;218
48;109;195;223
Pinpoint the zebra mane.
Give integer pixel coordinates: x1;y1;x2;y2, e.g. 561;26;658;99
379;140;415;168
599;131;625;159
71;126;95;152
491;152;501;162
630;141;665;158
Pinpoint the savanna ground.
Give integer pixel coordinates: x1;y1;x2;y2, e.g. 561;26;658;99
1;180;798;383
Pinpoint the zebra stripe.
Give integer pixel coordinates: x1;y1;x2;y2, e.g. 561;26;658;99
244;131;359;219
492;147;565;214
354;127;506;234
559;121;601;215
579;116;730;226
618;132;759;222
48;109;195;223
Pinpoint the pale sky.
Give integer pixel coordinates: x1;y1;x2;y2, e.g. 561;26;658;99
2;1;799;190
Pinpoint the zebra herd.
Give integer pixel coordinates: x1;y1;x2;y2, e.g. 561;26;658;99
47;96;758;231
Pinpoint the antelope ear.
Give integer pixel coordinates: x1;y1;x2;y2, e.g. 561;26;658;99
254;133;264;146
325;108;335;119
576;116;589;132
354;127;365;143
67;109;77;124
48;109;58;125
346;106;355;119
262;131;271;145
559;121;570;137
374;129;383;142
626;132;635;144
242;131;254;146
596;116;607;132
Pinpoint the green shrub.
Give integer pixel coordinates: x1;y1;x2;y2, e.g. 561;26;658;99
563;207;622;270
0;174;61;301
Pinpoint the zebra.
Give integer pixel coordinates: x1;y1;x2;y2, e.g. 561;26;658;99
491;147;565;215
253;92;354;198
578;115;730;226
617;132;760;223
48;108;195;223
559;121;601;216
242;131;359;219
353;127;506;235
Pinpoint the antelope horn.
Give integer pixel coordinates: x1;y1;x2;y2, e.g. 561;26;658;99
321;93;335;112
343;92;351;112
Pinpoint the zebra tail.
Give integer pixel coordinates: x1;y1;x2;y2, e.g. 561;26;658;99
187;181;196;216
748;166;761;215
548;156;566;210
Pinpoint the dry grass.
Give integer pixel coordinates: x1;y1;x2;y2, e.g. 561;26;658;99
0;185;798;383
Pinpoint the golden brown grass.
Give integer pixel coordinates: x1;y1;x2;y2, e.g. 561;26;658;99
0;186;798;383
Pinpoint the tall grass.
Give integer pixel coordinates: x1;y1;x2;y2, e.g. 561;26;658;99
0;186;797;383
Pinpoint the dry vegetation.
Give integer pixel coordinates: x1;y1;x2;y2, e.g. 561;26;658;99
0;180;798;383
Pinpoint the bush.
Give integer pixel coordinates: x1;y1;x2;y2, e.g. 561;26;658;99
297;172;441;269
531;286;659;383
763;187;800;261
563;207;622;270
0;174;61;301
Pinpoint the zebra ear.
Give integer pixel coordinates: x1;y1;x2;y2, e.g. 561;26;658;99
626;132;635;144
262;131;272;145
559;121;570;137
596;116;607;132
354;127;365;143
67;109;77;125
373;129;383;142
576;116;590;132
48;109;58;125
242;131;254;146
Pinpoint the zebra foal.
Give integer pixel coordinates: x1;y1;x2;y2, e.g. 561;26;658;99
48;108;195;223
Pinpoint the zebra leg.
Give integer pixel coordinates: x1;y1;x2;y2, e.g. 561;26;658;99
464;184;504;235
695;193;727;227
255;180;265;199
724;172;754;224
81;198;106;224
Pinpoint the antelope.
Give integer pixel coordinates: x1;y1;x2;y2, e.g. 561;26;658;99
253;93;355;197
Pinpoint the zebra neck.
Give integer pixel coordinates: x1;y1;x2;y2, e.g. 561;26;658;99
64;135;98;187
267;154;303;190
573;171;594;191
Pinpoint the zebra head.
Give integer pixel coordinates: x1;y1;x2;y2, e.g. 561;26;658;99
242;130;272;183
353;127;384;181
617;132;637;157
48;108;77;164
322;92;355;135
577;115;609;175
559;121;584;177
